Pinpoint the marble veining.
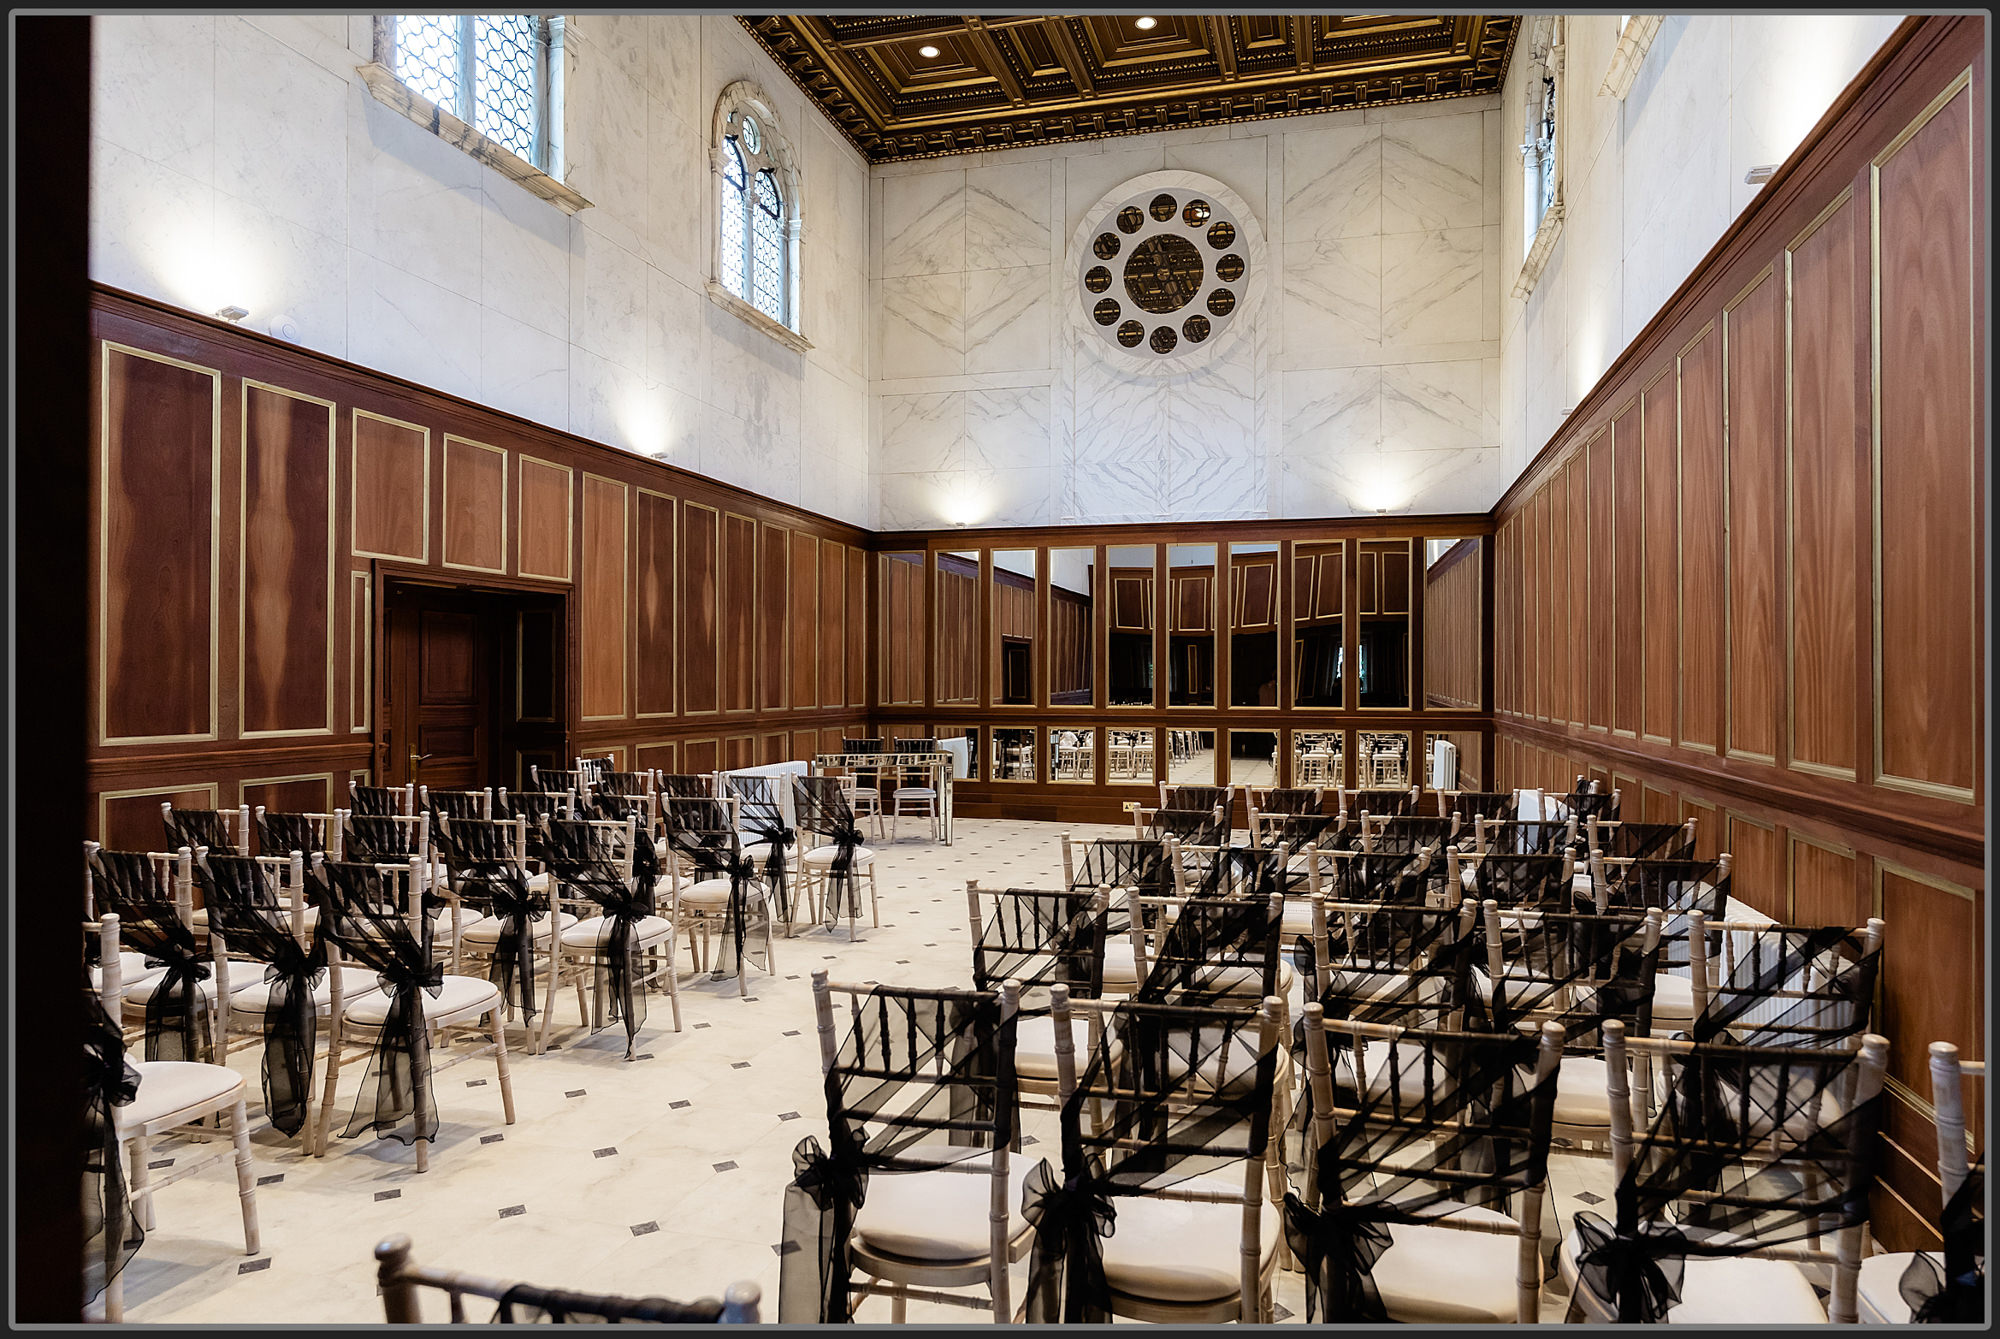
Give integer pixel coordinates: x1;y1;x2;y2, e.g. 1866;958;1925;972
1381;228;1485;348
876;273;966;380
963;160;1051;271
1379;360;1486;454
1380;114;1485;234
879;170;966;278
1281;122;1380;242
964;266;1052;376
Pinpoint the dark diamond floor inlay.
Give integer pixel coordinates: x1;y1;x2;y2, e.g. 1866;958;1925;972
778;1111;800;1121
732;1061;751;1069
480;1133;505;1145
593;1147;617;1158
499;1204;526;1219
566;1088;586;1098
256;1174;284;1186
712;1160;737;1173
375;1189;401;1201
631;1221;659;1236
670;1100;691;1110
238;1258;272;1275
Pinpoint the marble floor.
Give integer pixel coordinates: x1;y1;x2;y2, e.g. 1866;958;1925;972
117;816;1632;1325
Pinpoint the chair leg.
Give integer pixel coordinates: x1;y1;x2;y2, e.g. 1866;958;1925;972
869;866;881;928
230;1098;260;1255
491;1006;516;1125
127;1135;156;1231
665;944;683;1032
315;1026;344;1156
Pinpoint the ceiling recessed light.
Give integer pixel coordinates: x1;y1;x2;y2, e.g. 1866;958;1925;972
1135;16;1157;30
918;44;940;58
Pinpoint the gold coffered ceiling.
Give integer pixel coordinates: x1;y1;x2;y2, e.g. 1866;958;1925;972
740;14;1519;162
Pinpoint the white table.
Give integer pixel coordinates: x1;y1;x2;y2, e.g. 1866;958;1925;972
814;751;957;844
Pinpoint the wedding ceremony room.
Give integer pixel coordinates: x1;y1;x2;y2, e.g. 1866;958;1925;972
15;9;1986;1327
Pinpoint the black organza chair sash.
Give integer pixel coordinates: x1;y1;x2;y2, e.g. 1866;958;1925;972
317;861;445;1146
164;807;236;855
794;776;865;926
726;775;796;926
1692;921;1879;1048
259;811;331;858
972;888;1104;1008
82;988;143;1306
91;849;212;1064
199;854;327;1135
663;812;768;977
543;819;652;1043
1899;1155;1985;1322
438;817;545;1022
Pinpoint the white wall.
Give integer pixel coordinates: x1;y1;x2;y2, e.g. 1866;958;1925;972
869;95;1508;530
1497;14;1906;479
88;14;876;527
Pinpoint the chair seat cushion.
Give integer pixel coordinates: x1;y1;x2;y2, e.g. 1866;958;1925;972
1558;1224;1826;1323
1014;1015;1122;1080
343;973;500;1027
803;845;875;867
1651;972;1697;1021
850;1151;1036;1263
1551;1055;1613;1128
1856;1251;1917;1324
459;911;578;946
1280;900;1318;937
124;970;257;1007
1101;941;1139;989
892;788;936;800
1368;1204;1527;1323
229;965;382;1016
1098;1176;1282;1303
92;953;164;992
681;878;755;908
558;914;676;949
119;1059;244;1129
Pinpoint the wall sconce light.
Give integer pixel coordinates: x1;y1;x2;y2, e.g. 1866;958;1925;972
214;304;249;322
1743;164;1778;186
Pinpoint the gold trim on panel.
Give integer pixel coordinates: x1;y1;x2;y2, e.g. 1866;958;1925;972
636;488;680;720
1586;429;1611;735
238;380;339;740
99;341;223;747
1609;405;1636;739
96;781;221;843
1721;269;1778;766
1786;829;1857;924
682;500;722;718
440;434;510;575
350;571;372;733
348;408;431;564
1638;366;1674;746
515;453;574;583
723;508;761;714
238;771;338;813
1875;857;1978;906
1674;322;1719;755
1870;67;1978;804
579;472;631;722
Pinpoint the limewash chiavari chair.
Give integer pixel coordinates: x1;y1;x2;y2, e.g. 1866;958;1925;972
1359;812;1461;857
1585;814;1697;862
535;814;681;1057
431;814;551;1032
792;776;882;940
887;738;942;843
1471;813;1579;856
1584;852;1732;1032
662;795;780;988
966;882;1110;1117
349;780;416;818
528;766;591;799
162;802;252;857
374;1233;760;1323
1684;911;1885;1051
253;808;343;861
788;976;1030;1323
310;855;516;1172
421;786;493;829
89;915;263;1323
1855;1043;1984;1323
1340;784;1418;819
1438;788;1517;823
91;845;257;1055
82;841;169;998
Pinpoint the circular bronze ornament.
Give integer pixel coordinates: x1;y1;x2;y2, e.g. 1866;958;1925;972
1084;265;1112;293
1117;206;1145;233
1149;193;1178;222
1092;232;1121;260
1215;253;1245;283
1116;320;1145;347
1122;233;1206;314
1206;287;1237;317
1149;325;1178;354
1182;199;1211;227
1206;220;1236;249
1182;314;1212;343
1093;298;1121;326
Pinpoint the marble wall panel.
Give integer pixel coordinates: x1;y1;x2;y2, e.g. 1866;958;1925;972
1282;236;1383;367
1381;114;1485;234
965;266;1052;375
880;170;965;278
1381;228;1485;349
92;15;217;180
1282;122;1381;242
965;386;1054;471
964;161;1051;270
877;273;966;380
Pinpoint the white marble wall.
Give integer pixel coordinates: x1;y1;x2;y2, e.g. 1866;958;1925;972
1497;14;1906;480
870;96;1507;531
88;14;875;527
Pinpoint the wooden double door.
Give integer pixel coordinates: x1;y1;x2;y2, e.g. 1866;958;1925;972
379;579;566;792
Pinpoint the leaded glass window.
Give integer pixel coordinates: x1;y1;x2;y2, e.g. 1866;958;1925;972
388;15;553;172
718;103;794;329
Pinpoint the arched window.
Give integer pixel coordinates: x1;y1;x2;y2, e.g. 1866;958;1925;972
712;84;801;338
1512;16;1565;298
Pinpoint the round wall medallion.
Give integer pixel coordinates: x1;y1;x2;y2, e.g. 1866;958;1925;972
1075;184;1252;364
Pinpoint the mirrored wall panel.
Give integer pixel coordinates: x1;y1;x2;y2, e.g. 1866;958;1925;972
1168;543;1216;706
1106;727;1157;783
1107;544;1156;706
1422;537;1481;710
1049;547;1094;706
935;549;979;706
1229;541;1279;706
991;549;1036;706
991;726;1037;782
1293;540;1343;707
933;724;980;783
1424;730;1482;792
1048;726;1097;783
1356;730;1412;789
879;551;927;705
1356;539;1412;709
1293;729;1345;789
1228;730;1277;786
1167;728;1216;784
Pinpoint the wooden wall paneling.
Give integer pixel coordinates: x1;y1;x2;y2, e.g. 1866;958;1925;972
635;489;677;717
761;731;787;764
440;434;507;575
1611;403;1642;735
1566;461;1587;725
1587;427;1614;729
97;782;218;850
1788;832;1861;926
98;343;220;744
818;726;845;755
1724;267;1784;762
349;408;429;563
682;738;719;775
1873;68;1980;802
1549;475;1569;723
578;474;629;721
791;729;817;761
634;740;677;776
1876;862;1983;1138
1786;190;1862;779
238;380;335;738
846;546;866;708
819;537;845;708
1677;324;1725;752
350;571;371;732
240;772;334;821
1723;810;1785;919
724;735;754;769
758;523;788;711
721;512;755;713
789;531;817;708
1641;371;1678;742
1641;783;1677;825
1680;796;1720;863
517;454;573;582
681;503;720;715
